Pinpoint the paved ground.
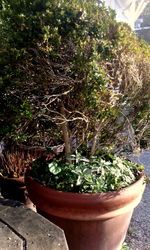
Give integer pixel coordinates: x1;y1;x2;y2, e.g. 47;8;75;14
0;198;68;250
126;150;150;250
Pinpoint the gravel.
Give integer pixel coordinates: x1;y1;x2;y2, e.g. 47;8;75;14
126;150;150;250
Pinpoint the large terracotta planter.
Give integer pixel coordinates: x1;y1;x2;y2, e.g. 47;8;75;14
25;174;145;250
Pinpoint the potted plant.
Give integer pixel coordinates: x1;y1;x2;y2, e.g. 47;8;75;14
0;142;36;202
1;0;149;249
0;141;49;206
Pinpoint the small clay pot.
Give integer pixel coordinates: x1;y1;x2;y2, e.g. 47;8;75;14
0;175;36;211
0;176;26;202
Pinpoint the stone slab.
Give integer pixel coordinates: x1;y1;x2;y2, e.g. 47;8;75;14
0;198;22;212
0;198;68;250
0;221;22;250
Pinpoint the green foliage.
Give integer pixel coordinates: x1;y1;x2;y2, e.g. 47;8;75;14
0;0;150;151
30;151;144;193
0;0;117;145
121;242;131;250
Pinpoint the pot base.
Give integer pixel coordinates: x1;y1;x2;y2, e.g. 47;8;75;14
38;209;133;250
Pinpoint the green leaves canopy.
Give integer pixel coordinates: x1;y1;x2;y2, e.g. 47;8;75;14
0;0;150;151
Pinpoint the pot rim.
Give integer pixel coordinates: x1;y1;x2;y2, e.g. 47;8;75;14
25;172;146;220
25;172;145;197
0;175;25;182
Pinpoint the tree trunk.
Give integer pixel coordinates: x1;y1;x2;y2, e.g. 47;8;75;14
60;104;71;162
90;118;107;156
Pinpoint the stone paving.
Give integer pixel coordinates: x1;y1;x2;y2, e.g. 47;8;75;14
126;150;150;250
0;198;68;250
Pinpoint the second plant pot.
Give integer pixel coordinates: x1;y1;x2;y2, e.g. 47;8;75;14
0;176;26;202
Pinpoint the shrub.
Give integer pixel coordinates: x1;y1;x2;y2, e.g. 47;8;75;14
0;0;150;152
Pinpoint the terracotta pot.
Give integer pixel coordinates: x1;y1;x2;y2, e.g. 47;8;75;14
25;174;145;250
0;176;36;211
0;176;26;202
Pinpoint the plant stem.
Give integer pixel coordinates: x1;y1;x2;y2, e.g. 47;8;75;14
60;103;71;163
90;118;107;156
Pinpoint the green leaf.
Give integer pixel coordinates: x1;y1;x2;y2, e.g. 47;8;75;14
76;176;82;186
48;162;62;175
136;165;144;170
